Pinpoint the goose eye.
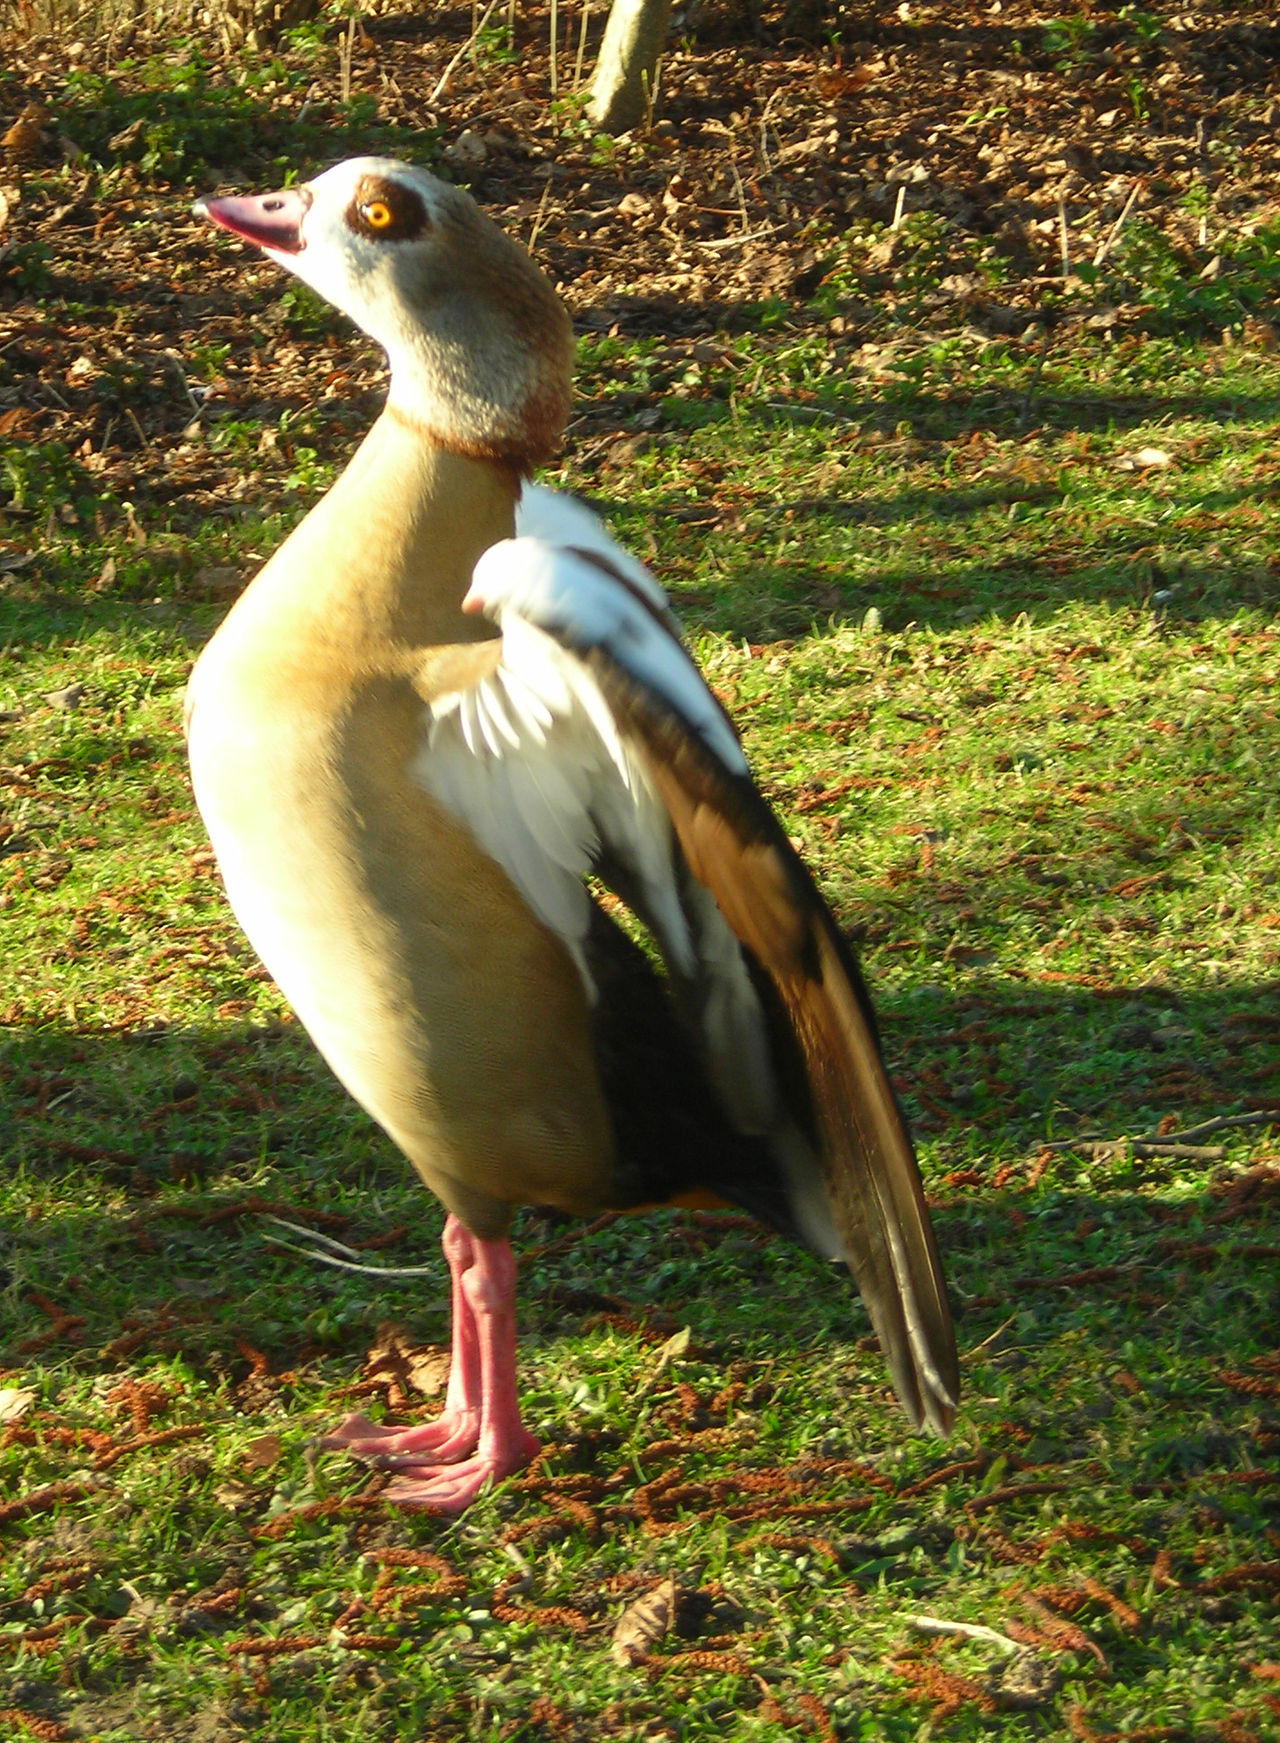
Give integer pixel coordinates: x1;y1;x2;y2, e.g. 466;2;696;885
347;179;427;241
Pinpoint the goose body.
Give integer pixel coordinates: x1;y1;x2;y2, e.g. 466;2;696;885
189;158;958;1509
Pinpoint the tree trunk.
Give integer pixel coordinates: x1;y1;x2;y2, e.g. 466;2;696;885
587;0;672;134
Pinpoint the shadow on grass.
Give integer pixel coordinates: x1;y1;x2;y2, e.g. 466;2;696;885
664;525;1280;638
2;972;1276;1372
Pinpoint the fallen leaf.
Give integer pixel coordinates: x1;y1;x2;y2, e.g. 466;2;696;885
611;1578;677;1667
45;683;85;710
365;1323;450;1398
1114;447;1171;471
212;1479;259;1511
988;1648;1061;1710
241;1432;283;1472
650;1324;691;1380
0;1386;36;1423
444;128;486;170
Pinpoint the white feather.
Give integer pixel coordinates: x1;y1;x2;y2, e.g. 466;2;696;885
416;482;770;1154
468;535;747;775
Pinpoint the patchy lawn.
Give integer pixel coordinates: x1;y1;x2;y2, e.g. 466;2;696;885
2;2;1279;1739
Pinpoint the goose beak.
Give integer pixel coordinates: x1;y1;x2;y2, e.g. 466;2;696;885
195;185;312;254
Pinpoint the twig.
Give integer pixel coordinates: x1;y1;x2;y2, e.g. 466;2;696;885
1057;192;1071;279
549;0;558;96
572;0;591;92
960;1313;1019;1364
758;86;784;179
339;15;355;105
1129;1141;1225;1161
891;184;907;232
1145;1110;1278;1144
528;175;554;252
730;162;751;234
260;1216;441;1278
642;52;663;131
124;405;150;450
762;400;858;424
907;1615;1025;1656
1092;180;1142;268
1038;1110;1276;1158
698;223;783;251
429;0;501;106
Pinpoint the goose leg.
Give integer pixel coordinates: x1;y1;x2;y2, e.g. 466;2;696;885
322;1215;539;1509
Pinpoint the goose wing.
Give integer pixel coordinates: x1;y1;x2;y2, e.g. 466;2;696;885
415;484;959;1434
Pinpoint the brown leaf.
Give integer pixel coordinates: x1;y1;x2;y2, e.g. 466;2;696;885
241;1433;282;1472
365;1322;450;1398
611;1577;677;1667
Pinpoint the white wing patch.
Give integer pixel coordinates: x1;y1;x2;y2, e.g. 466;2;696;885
512;482;674;624
418;616;693;993
415;485;779;1140
467;541;746;778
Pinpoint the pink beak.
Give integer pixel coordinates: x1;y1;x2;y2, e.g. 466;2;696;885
195;185;312;254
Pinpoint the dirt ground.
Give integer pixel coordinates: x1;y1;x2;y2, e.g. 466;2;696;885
1;1;1279;520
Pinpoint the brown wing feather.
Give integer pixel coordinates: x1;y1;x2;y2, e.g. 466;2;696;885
582;647;959;1435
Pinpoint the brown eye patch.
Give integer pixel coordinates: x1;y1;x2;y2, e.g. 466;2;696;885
345;175;429;242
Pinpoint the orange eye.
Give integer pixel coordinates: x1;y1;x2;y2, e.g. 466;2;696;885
362;200;393;229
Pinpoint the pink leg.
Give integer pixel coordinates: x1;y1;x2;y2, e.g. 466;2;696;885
323;1217;482;1464
322;1216;538;1511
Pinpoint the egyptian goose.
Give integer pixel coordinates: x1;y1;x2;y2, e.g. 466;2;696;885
188;158;958;1511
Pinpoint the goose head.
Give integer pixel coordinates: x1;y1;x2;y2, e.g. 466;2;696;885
196;157;574;472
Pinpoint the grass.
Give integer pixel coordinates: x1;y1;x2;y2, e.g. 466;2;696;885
3;20;1280;1743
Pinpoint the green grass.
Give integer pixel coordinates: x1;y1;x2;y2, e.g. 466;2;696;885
3;34;1280;1743
4;321;1279;1738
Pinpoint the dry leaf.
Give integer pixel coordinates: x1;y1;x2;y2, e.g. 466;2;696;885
644;1325;692;1393
365;1322;450;1398
404;1345;450;1396
212;1478;258;1510
45;683;85;710
611;1578;677;1667
241;1432;282;1471
0;1386;36;1423
1114;447;1171;472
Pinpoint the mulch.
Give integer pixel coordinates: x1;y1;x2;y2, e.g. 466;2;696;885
2;0;1279;549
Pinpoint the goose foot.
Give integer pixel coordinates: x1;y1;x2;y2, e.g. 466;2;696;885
380;1433;541;1512
324;1216;537;1506
321;1406;481;1466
